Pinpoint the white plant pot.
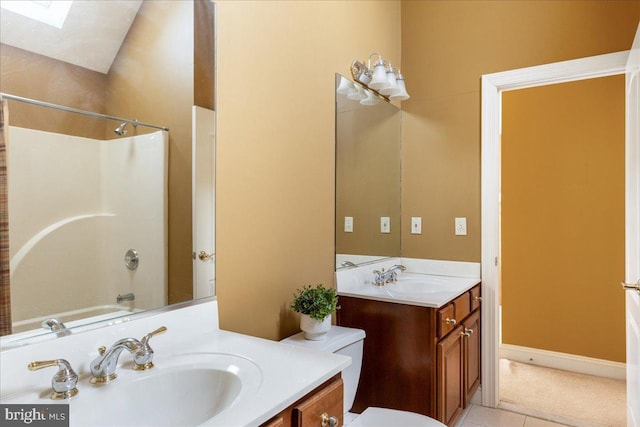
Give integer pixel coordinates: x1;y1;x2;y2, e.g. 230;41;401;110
300;314;331;341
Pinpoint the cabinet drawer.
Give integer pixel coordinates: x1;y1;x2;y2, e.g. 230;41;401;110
437;303;456;338
292;378;343;427
470;285;481;311
454;291;471;323
261;417;284;427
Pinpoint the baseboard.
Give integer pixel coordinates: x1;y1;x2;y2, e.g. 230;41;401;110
500;344;626;380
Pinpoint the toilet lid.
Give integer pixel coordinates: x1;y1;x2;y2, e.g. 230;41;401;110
346;407;447;427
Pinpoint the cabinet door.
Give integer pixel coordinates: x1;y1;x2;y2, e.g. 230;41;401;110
292;378;343;427
437;325;465;426
463;310;481;406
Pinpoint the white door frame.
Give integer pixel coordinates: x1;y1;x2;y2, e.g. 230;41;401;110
480;50;630;407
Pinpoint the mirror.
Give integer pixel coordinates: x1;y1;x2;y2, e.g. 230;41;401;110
0;0;214;343
335;74;401;269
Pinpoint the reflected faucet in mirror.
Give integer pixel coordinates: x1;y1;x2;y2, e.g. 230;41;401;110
41;318;70;337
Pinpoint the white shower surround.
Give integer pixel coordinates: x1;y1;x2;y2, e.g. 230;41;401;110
8;127;168;328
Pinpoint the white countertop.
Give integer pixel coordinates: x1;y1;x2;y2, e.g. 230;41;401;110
188;329;350;427
0;299;350;427
336;258;481;308
338;272;480;308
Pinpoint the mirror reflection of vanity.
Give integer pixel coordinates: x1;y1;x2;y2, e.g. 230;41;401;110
335;74;401;270
0;0;215;343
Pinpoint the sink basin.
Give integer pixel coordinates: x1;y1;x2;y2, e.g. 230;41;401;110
382;276;453;297
70;353;263;427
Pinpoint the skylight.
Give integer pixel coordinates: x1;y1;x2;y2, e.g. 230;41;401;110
0;0;73;29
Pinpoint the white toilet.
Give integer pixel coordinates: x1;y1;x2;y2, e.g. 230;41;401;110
281;326;446;427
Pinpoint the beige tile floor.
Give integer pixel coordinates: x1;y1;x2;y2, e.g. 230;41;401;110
454;405;569;427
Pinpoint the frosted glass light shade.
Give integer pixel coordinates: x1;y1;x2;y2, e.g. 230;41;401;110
379;69;398;96
347;85;367;101
336;76;353;95
360;90;380;106
389;78;409;101
369;63;390;90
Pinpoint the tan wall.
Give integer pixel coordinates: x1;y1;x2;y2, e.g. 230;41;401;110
215;0;401;340
0;44;106;139
501;76;625;362
400;1;639;262
195;0;215;110
336;105;401;258
107;0;195;304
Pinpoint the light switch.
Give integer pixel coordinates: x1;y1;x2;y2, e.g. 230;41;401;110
344;216;353;233
380;217;391;233
411;217;422;234
455;217;467;236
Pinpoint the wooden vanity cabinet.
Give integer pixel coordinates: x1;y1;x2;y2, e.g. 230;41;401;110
260;375;343;427
337;284;481;426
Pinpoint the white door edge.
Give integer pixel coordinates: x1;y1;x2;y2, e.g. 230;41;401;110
192;106;216;299
625;23;640;427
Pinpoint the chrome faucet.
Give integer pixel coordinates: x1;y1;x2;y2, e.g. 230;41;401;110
41;318;71;337
387;264;407;282
372;264;406;286
90;326;167;384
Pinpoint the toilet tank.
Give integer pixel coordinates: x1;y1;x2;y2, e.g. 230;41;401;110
280;326;366;412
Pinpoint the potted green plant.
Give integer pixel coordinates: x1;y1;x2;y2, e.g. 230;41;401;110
290;284;340;340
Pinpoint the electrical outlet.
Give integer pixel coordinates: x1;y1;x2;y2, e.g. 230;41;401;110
380;217;390;233
455;217;467;236
344;216;353;233
411;217;422;234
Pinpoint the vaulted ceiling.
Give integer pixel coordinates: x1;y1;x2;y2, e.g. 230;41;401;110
0;0;142;74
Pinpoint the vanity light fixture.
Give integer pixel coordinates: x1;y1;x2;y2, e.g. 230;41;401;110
337;75;380;106
350;53;410;102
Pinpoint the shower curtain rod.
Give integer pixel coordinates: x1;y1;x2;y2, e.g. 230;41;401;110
0;93;169;132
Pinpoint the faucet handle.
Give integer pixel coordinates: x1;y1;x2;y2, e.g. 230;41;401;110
28;359;79;400
141;326;167;345
134;326;167;371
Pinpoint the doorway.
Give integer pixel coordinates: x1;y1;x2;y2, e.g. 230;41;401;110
479;51;630;407
498;75;626;425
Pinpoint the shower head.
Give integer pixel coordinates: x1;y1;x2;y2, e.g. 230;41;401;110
114;122;128;136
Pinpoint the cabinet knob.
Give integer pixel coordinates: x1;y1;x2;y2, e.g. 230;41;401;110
474;296;483;302
461;331;471;337
445;318;457;325
321;412;338;427
464;328;474;335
